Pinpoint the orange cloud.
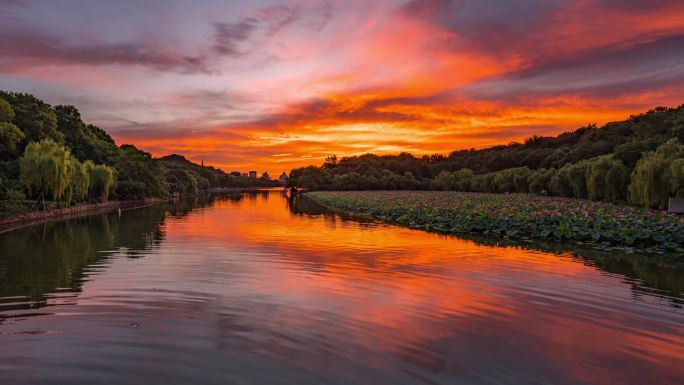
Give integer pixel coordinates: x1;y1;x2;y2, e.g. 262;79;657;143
3;0;684;173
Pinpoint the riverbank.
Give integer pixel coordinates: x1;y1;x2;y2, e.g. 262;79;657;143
306;191;684;255
0;187;278;233
0;199;160;233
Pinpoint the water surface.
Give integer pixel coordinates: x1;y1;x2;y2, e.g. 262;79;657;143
1;190;683;385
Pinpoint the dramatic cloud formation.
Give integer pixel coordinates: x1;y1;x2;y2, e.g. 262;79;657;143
1;0;683;173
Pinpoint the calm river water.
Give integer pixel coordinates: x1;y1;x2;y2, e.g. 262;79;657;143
1;190;683;385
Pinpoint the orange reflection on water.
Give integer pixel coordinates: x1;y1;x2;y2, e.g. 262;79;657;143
155;192;684;384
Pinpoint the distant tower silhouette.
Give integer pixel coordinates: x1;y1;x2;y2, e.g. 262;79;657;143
201;159;204;167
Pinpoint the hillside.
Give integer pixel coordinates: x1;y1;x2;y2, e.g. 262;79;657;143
289;105;684;209
160;154;279;194
0;91;278;213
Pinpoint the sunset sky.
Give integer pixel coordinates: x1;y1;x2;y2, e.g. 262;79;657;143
1;0;683;173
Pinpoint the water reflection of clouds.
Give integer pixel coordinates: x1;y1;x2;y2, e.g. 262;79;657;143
0;191;683;384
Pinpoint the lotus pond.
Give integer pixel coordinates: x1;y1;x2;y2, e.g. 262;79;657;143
307;191;684;255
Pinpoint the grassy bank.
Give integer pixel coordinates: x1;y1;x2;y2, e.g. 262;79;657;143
306;191;684;255
0;199;159;233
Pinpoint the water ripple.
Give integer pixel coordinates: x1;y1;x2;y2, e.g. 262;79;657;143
0;190;682;385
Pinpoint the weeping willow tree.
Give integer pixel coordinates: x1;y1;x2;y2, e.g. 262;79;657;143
567;160;591;199
20;139;73;202
670;159;684;197
587;156;629;202
431;170;457;190
629;140;684;209
492;168;516;193
86;160;115;202
549;166;572;197
431;169;476;191
527;168;555;195
452;169;475;191
66;159;89;205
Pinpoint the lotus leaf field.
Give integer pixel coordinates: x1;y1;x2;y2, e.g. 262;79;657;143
306;191;684;255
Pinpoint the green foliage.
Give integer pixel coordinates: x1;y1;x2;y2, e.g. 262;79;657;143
431;167;531;194
629;140;684;209
55;105;117;164
17;139;110;206
431;169;475;191
492;168;516;193
547;161;591;199
160;154;280;191
196;176;211;191
565;160;590;199
550;166;573;197
0;122;24;152
2;91;684;213
309;191;684;253
167;169;198;195
512;167;531;193
66;159;89;205
586;156;629;202
0;98;14;122
613;140;659;168
431;170;457;191
332;172;364;190
115;145;169;200
376;170;397;189
20;139;73;201
288;105;684;209
0;91;62;144
86;160;115;202
451;169;475;191
1;91;280;213
0;99;24;156
0;188;27;214
669;159;684;197
400;172;419;190
528;168;554;195
288;166;333;190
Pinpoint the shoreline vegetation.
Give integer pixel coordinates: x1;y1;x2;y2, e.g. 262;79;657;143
292;104;684;258
306;191;684;256
0;198;158;233
0;91;281;219
288;105;684;211
0;187;273;233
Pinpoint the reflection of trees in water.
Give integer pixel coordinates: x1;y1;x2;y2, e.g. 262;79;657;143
591;257;683;308
288;195;374;224
2;189;680;325
167;190;272;219
458;234;684;307
222;190;270;203
291;196;684;309
0;204;169;307
169;195;200;218
0;189;275;308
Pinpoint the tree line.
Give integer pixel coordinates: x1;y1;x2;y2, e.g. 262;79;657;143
160;154;280;197
0;91;278;212
288;105;684;209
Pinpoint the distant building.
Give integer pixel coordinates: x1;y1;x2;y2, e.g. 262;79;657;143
229;171;241;177
241;172;248;177
248;171;257;178
261;172;270;181
278;172;288;184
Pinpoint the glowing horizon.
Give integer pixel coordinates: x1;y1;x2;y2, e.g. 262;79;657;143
1;0;683;174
